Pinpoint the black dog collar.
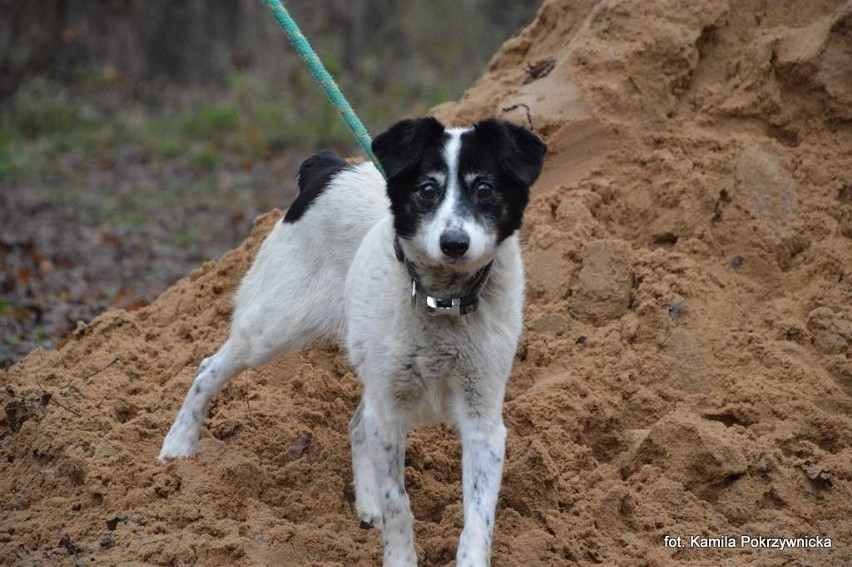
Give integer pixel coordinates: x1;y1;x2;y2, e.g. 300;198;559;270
394;236;492;316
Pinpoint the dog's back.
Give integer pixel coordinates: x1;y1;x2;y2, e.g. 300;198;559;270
231;154;387;362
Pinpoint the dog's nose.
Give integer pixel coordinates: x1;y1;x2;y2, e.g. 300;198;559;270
440;229;470;258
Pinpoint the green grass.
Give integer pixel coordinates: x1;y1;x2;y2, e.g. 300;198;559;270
0;69;465;185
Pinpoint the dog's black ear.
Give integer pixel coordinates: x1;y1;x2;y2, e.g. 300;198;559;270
372;117;445;179
474;118;547;187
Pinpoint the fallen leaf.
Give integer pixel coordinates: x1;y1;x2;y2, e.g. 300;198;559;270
287;433;312;462
802;461;834;488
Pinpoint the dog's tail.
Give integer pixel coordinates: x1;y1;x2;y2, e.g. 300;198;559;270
283;151;349;223
298;151;349;193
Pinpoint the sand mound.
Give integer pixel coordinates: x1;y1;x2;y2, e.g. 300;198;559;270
3;1;851;565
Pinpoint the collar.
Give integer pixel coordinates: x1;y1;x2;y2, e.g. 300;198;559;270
394;236;492;316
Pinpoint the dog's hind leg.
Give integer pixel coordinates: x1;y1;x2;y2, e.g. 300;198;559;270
158;337;249;461
158;289;330;462
158;306;321;462
159;222;341;462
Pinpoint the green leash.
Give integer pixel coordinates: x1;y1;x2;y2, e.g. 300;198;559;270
263;0;386;178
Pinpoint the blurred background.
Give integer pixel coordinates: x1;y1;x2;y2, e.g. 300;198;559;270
0;0;540;367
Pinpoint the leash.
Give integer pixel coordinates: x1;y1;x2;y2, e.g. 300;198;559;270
264;2;492;317
263;0;386;178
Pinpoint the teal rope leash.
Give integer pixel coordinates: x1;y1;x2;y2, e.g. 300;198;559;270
263;0;386;178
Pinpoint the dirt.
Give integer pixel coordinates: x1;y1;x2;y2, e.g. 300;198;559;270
2;0;851;565
0;148;303;368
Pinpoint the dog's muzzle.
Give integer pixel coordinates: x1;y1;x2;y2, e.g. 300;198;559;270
396;237;492;317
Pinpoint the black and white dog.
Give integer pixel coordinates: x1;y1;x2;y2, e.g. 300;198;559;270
158;116;546;566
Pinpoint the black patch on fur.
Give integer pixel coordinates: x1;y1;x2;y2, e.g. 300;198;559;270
372;117;445;180
375;116;546;243
471;118;547;189
283;150;349;223
459;118;547;241
373;117;448;239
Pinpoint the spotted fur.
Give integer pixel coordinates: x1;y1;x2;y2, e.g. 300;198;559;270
159;116;546;566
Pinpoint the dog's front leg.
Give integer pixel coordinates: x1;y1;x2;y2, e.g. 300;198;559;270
456;410;507;567
360;400;418;566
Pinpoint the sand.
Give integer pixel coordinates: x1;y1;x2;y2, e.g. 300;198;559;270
2;0;851;565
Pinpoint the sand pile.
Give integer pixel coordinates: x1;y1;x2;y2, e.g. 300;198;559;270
3;0;851;565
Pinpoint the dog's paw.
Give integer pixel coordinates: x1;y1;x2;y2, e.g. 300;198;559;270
157;444;195;463
383;546;419;567
356;505;382;530
455;549;489;567
157;423;200;463
355;489;382;529
353;476;382;528
456;532;490;567
158;440;197;463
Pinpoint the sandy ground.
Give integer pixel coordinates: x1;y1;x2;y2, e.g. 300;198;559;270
2;0;852;565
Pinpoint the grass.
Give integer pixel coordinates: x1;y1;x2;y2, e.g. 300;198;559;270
0;68;466;185
0;69;469;264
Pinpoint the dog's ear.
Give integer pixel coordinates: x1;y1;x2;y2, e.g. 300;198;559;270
372;117;445;179
474;118;547;187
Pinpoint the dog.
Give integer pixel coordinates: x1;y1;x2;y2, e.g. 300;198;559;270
158;116;546;566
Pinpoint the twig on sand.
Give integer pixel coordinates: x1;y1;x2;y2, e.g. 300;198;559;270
81;356;120;382
29;357;118;417
502;103;534;130
33;374;81;417
244;372;254;423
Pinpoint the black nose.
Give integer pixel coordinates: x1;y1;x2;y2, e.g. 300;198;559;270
440;229;470;258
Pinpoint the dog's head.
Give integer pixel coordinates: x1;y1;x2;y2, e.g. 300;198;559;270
373;117;546;269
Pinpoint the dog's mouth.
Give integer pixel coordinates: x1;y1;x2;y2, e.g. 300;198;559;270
440;255;474;267
427;251;492;273
395;235;493;299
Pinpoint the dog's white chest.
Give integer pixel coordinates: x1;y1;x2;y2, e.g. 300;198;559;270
389;327;483;422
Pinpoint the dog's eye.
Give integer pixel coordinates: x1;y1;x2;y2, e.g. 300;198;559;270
475;180;495;200
418;182;438;201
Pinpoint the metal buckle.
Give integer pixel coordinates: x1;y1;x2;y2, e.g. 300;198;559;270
425;296;461;317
